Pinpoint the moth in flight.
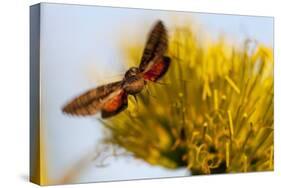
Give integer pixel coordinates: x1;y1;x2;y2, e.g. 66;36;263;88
62;20;171;118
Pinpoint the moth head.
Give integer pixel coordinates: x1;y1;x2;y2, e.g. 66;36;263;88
124;67;140;79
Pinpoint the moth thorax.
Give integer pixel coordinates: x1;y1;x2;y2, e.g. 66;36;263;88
124;78;145;94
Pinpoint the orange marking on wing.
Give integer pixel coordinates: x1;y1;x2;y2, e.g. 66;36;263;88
143;56;170;81
103;91;127;112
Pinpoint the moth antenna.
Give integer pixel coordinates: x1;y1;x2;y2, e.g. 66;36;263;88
95;74;124;84
154;81;169;85
153;78;193;86
147;79;171;86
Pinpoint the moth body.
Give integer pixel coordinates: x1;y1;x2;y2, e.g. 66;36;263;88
123;67;146;94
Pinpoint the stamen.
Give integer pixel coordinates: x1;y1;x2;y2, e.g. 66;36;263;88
226;142;230;169
243;154;248;172
214;89;218;111
227;110;234;140
225;75;240;94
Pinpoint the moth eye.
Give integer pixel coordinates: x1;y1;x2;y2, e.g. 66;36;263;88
133;67;139;73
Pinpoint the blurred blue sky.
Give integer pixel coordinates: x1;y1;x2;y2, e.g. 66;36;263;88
196;13;273;45
40;3;273;184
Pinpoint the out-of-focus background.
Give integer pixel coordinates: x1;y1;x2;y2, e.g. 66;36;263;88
40;3;273;184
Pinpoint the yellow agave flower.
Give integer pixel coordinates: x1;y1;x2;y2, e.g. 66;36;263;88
101;24;273;175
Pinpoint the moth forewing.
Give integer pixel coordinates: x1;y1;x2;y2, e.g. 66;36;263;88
62;81;123;116
139;20;168;72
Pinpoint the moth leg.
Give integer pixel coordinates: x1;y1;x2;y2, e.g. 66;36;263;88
132;94;138;105
144;84;158;100
130;94;139;114
145;78;170;86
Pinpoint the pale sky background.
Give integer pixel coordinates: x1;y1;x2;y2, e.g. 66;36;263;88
39;3;273;184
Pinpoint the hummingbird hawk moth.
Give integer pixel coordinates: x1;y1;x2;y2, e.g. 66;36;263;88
62;20;171;118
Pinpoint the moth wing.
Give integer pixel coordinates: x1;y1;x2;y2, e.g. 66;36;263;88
62;81;122;116
139;20;168;72
101;90;128;118
143;56;171;82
